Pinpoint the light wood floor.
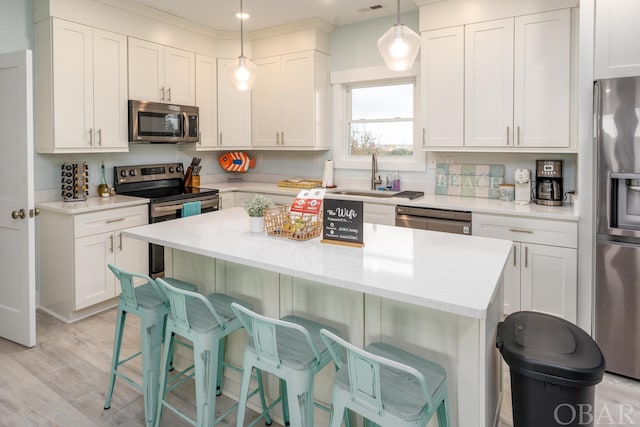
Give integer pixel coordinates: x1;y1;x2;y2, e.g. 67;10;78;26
0;308;639;426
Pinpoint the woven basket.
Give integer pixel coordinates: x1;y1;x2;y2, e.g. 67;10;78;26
264;205;322;241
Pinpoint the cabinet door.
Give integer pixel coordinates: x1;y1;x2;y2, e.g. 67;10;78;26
503;243;521;315
514;10;570;148
281;52;315;147
195;54;217;149
363;203;396;226
219;192;235;209
465;18;514;147
114;230;149;292
217;59;252;148
128;38;164;102
252;56;281;147
165;46;195;105
521;243;577;322
595;0;640;79
74;232;115;310
420;26;464;148
52;20;93;150
93;29;128;150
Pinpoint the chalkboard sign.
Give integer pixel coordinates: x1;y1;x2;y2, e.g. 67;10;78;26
321;199;364;247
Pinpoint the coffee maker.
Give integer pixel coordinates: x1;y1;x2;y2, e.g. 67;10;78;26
514;169;531;205
535;160;563;206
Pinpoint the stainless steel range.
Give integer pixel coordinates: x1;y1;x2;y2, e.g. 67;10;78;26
114;162;219;278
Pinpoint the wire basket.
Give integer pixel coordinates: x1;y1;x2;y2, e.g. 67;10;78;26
264;205;323;241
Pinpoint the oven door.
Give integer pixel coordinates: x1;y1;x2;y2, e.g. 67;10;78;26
148;196;219;277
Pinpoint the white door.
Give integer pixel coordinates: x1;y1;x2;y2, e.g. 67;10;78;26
128;38;164;102
281;52;315;147
252;56;281;147
216;58;252;148
0;50;36;347
164;46;195;105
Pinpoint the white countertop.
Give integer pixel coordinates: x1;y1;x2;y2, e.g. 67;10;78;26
36;195;149;214
124;207;513;319
212;181;578;221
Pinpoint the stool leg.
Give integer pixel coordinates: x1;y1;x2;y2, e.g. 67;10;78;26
216;337;225;396
235;353;253;427
255;369;273;425
283;375;314;427
329;398;346;427
155;323;174;427
104;306;126;410
436;396;450;427
140;311;165;427
193;337;219;427
280;379;290;426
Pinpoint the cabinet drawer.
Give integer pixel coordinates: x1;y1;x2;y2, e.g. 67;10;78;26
74;205;148;237
473;213;577;248
364;203;396;226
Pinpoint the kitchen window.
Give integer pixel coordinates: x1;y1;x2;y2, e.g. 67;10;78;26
332;66;424;171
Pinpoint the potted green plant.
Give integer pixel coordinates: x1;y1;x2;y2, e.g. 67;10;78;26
243;194;273;232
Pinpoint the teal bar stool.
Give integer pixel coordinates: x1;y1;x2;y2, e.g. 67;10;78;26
230;303;349;427
320;329;450;427
103;264;199;427
154;278;271;427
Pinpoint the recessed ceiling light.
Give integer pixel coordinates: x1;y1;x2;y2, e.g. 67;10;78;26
236;12;250;19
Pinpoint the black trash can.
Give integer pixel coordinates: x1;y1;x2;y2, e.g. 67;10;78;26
496;311;605;427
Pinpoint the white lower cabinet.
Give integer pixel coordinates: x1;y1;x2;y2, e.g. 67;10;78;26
219;192;235;209
473;213;577;322
38;204;148;322
363;202;396;226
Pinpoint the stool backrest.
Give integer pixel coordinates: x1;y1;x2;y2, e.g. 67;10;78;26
230;303;322;369
107;264;160;310
155;278;226;334
320;328;434;415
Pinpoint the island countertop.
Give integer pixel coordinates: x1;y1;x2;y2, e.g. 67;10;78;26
124;207;512;319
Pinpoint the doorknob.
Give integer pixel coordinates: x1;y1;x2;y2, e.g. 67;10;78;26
29;208;40;218
11;209;26;219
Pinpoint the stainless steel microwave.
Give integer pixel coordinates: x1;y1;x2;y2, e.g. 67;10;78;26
128;100;199;143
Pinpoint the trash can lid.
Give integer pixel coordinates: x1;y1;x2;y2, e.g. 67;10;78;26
496;311;605;386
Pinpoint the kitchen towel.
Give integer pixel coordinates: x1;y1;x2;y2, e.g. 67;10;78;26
182;201;202;217
322;159;334;187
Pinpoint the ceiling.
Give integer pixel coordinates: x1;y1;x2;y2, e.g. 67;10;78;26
128;0;419;32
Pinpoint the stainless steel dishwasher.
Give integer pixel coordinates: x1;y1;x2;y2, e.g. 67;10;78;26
395;206;472;235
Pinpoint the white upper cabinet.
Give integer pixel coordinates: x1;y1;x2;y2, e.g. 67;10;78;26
420;26;464;148
252;51;329;149
514;9;571;149
595;0;640;79
465;10;571;149
35;18;128;153
128;38;195;105
195;54;217;150
464;18;515;148
216;58;252;149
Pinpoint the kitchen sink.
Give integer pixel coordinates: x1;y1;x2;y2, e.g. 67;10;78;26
330;190;397;198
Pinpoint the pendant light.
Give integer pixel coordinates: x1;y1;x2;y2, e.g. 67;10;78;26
228;0;257;91
377;0;420;71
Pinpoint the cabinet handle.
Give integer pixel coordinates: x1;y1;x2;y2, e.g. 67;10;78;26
160;86;165;101
513;245;517;266
109;234;114;253
219;132;222;146
167;87;172;102
106;218;126;224
276;132;280;145
506;126;510;145
509;228;533;234
198;132;202;145
98;128;102;146
525;246;528;268
422;128;426;146
89;128;93;146
516;126;520;146
281;132;285;145
118;232;123;250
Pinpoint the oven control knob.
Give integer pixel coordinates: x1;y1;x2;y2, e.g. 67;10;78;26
129;169;136;177
169;167;174;173
120;170;127;178
176;165;183;173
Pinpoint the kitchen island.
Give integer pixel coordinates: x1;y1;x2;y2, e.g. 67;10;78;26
124;207;512;427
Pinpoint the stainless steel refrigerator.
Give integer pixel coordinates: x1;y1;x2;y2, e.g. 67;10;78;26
595;76;640;380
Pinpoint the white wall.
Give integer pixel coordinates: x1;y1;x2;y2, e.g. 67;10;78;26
0;0;33;52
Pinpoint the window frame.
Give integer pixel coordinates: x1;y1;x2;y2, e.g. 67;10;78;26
331;65;424;172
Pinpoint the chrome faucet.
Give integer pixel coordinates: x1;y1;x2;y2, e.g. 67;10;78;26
371;152;382;190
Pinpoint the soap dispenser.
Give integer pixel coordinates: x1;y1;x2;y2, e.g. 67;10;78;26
392;171;401;191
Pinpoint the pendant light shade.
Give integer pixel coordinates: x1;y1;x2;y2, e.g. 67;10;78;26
377;0;420;71
228;0;257;90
